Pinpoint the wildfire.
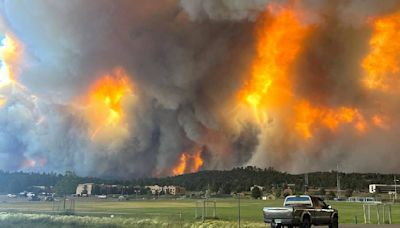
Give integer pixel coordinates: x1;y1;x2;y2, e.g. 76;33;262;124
372;114;389;130
0;34;21;87
294;101;367;139
172;148;203;176
81;67;134;139
239;8;309;122
362;11;400;91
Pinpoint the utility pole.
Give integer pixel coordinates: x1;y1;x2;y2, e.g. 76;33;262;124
337;164;341;199
394;176;397;201
304;173;309;193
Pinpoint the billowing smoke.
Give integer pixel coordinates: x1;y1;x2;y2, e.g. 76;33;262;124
0;0;399;178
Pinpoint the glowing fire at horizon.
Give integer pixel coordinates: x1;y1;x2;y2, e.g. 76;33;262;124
172;148;204;176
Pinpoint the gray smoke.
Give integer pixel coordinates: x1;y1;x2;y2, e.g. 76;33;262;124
0;0;399;178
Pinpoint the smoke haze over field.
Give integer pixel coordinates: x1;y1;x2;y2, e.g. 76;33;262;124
0;0;400;178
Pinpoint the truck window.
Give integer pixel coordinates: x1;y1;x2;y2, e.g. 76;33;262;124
284;196;312;206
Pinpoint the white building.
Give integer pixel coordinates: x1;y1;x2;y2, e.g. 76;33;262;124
163;185;186;195
369;184;399;194
146;185;186;195
76;183;95;196
146;185;163;195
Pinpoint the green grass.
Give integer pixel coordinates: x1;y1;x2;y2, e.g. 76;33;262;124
0;197;399;226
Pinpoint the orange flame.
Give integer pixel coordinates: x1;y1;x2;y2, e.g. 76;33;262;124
294;101;367;139
239;8;309;122
81;67;134;140
237;5;375;140
0;34;20;87
362;11;400;91
0;34;23;108
172;148;203;176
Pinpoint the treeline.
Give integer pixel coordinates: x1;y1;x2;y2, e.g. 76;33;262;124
0;167;397;194
136;167;397;193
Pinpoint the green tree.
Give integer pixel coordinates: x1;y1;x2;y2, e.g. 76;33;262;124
345;189;353;198
251;186;262;199
54;172;80;196
328;191;336;200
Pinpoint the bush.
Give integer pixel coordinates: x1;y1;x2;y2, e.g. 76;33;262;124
251;187;262;199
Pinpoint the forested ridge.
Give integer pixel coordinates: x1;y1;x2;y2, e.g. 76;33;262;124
0;167;396;194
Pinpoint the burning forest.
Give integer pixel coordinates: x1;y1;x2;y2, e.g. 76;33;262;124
0;0;400;178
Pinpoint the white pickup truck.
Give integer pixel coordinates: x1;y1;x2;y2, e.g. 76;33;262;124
263;195;338;228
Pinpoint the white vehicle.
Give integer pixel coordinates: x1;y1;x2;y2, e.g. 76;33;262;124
97;195;107;199
26;192;35;198
7;194;16;198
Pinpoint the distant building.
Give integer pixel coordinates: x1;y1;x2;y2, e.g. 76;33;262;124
76;183;95;196
250;185;264;191
146;185;163;195
163;185;186;195
146;185;186;195
347;196;379;203
369;184;399;194
262;194;276;201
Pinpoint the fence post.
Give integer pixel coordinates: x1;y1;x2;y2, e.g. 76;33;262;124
214;201;216;218
383;204;386;224
195;201;198;219
202;200;205;222
238;194;241;228
363;204;367;224
368;205;371;224
376;204;380;224
389;204;392;224
180;210;182;228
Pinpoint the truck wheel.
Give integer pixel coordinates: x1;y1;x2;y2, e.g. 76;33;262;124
329;216;338;228
301;217;311;228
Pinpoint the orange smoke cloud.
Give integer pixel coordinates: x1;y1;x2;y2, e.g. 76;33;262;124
362;11;400;91
172;148;204;176
80;67;134;140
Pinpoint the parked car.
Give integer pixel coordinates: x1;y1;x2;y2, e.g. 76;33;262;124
7;194;16;198
26;192;35;198
27;195;40;201
97;195;107;199
263;195;338;228
44;196;54;201
118;195;126;201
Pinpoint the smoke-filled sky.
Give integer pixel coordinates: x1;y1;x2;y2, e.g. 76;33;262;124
0;0;400;178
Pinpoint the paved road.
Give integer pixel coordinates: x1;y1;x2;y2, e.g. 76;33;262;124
342;225;400;228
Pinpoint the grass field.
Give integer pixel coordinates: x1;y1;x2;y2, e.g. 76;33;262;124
0;196;399;227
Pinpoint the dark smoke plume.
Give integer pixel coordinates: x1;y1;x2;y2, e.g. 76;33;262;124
0;0;399;178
